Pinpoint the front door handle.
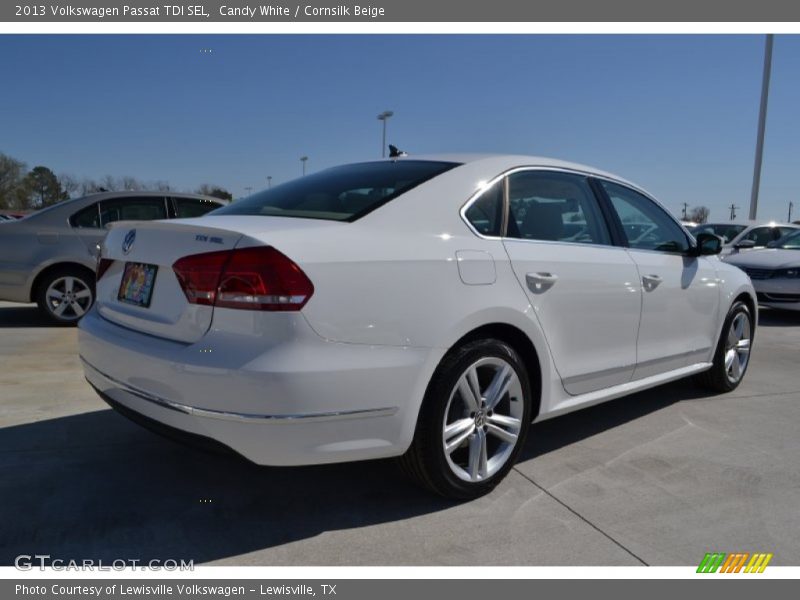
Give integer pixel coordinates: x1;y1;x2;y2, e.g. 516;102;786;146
526;272;558;293
642;274;663;292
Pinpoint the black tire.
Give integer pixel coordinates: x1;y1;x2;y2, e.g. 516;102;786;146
694;300;753;393
35;266;95;326
399;339;533;500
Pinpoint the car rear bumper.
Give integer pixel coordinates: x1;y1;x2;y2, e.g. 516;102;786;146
78;308;443;465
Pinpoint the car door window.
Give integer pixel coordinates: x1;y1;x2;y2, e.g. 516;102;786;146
69;203;101;228
600;181;689;253
743;227;776;246
173;197;221;219
464;180;504;236
100;197;167;227
506;171;611;245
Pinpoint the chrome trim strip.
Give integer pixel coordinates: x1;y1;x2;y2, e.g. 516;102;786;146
81;357;398;423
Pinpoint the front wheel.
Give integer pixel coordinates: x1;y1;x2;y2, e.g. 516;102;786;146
399;339;533;499
695;300;753;393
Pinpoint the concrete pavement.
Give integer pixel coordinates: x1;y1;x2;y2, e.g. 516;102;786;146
1;301;798;566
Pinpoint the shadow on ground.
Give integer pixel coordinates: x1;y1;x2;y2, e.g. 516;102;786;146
758;307;800;327
0;304;53;328
0;371;712;566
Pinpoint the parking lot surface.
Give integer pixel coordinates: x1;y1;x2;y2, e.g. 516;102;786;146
1;300;799;566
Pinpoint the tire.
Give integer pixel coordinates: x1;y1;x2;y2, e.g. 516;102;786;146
399;339;533;500
35;266;95;326
694;300;753;393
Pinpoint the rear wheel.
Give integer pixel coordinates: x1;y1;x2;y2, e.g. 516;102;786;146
35;267;95;326
400;339;532;499
695;300;753;392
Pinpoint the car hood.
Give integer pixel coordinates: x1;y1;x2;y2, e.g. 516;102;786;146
724;249;800;269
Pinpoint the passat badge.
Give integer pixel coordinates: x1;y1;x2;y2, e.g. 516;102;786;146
122;229;136;255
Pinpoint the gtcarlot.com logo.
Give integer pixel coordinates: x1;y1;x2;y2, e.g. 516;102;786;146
697;552;773;573
15;554;194;571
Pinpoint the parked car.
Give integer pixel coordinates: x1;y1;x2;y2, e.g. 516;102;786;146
0;192;227;324
688;220;799;256
78;155;756;499
724;228;800;311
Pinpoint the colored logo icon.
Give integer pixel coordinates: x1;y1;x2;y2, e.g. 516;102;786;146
697;552;773;573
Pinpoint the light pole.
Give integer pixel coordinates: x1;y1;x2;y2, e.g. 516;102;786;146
267;176;272;189
244;186;252;197
749;34;774;221
300;156;308;176
377;110;394;158
789;201;794;223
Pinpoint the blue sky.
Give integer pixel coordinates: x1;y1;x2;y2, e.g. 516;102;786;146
1;34;799;221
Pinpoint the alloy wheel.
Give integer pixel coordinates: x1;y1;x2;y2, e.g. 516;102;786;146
724;311;751;384
45;276;93;321
442;357;524;482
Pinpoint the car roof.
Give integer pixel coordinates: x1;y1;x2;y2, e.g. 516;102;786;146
396;153;637;185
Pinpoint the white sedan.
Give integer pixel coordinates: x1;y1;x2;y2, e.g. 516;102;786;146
78;155;756;499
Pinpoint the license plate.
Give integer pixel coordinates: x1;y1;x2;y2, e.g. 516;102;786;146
118;262;158;308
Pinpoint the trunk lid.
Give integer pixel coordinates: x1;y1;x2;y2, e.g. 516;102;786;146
96;221;244;343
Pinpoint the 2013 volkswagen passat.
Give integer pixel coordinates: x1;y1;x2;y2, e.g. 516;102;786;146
78;155;756;498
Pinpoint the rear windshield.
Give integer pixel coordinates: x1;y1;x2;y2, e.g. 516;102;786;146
211;160;460;222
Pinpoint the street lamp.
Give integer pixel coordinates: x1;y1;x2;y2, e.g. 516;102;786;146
267;175;272;189
377;110;394;158
300;156;308;176
749;34;774;220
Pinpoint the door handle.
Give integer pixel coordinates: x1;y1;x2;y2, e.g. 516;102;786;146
642;274;663;292
526;272;558;293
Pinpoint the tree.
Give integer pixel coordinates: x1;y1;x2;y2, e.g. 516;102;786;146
689;206;710;224
196;184;233;201
22;166;67;208
58;173;80;199
0;152;27;209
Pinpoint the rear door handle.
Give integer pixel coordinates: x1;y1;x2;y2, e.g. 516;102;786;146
642;274;663;292
526;272;558;293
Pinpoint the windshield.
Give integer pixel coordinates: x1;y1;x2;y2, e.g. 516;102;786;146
774;229;800;249
212;160;460;222
691;223;747;243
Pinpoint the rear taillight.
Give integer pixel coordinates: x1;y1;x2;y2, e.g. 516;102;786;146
96;258;114;281
172;247;314;311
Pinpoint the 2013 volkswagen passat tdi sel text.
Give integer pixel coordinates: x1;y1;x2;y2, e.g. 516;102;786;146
78;155;756;499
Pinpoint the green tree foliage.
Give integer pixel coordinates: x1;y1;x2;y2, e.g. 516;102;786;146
197;184;233;202
22;166;68;208
0;152;27;209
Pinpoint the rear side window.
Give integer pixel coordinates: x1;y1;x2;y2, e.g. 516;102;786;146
100;197;167;226
70;204;101;228
464;181;504;236
174;197;222;218
506;171;611;245
212;160;459;222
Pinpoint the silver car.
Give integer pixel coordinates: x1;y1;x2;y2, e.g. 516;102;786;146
689;220;799;256
0;192;227;324
725;228;800;311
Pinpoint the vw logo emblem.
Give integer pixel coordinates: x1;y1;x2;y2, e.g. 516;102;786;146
122;229;136;255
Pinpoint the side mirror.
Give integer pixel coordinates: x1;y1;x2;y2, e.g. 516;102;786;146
766;240;778;248
689;232;723;256
734;239;757;249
